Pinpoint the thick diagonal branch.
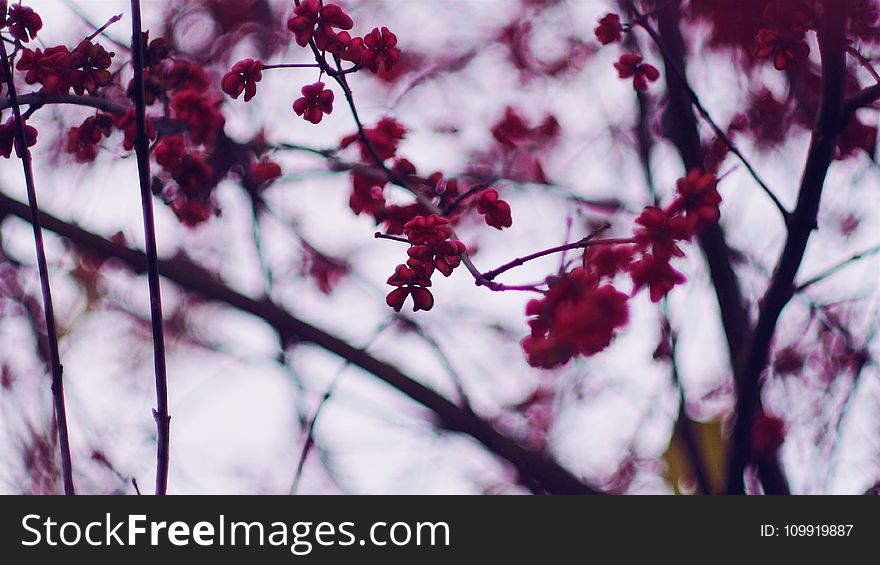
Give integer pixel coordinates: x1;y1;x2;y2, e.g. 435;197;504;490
727;4;848;494
0;190;601;495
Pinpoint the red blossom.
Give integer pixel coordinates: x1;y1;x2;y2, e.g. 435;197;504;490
386;286;434;312
670;169;722;233
333;31;365;63
361;27;400;73
629;253;686;303
583;244;634;280
753;28;809;70
385;264;433;312
491;107;560;149
292;81;334;124
380;203;424;235
221;58;263;102
475;188;513;230
403;214;453;247
153;135;187;170
0;118;39;158
407;239;466;278
169;197;214;227
250;157;282;186
522;268;629;368
286;0;354;51
170;89;225;144
348;172;387;218
613;53;659;92
340;117;407;161
171;154;214;196
16;46;71;95
594;13;622;45
113;108;156;151
69;39;114;96
633;206;692;260
164;60;211;93
6;4;42;43
64;113;113;163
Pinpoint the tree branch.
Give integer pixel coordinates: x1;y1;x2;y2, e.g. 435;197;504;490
627;5;789;220
647;0;753;386
130;0;171;496
0;36;75;496
0;190;602;495
727;1;848;494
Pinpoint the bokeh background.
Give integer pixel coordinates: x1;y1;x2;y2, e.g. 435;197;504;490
0;0;878;494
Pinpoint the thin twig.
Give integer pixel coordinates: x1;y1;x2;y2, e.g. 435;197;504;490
628;5;790;221
62;0;130;51
374;231;410;244
0;37;75;496
481;232;627;282
130;0;171;496
847;46;880;84
663;304;713;495
0;189;602;495
85;13;124;42
262;63;322;70
290;317;393;495
795;243;880;293
442;182;493;216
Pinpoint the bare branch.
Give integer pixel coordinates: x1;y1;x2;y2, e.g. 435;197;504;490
0;35;75;496
130;0;171;496
0;189;603;495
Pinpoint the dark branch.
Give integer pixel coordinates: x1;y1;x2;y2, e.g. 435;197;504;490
0;36;75;496
628;6;789;220
647;0;752;384
130;0;171;496
0;190;603;495
727;1;848;494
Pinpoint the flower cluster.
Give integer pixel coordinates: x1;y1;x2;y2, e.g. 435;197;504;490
475;188;513;230
594;12;660;92
4;4;42;43
222;1;400;128
17;39;114;96
629;169;721;302
753;0;813;70
65;113;113;163
521;169;721;368
385;214;467;312
286;0;354;50
522;268;630;368
0;118;39;159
